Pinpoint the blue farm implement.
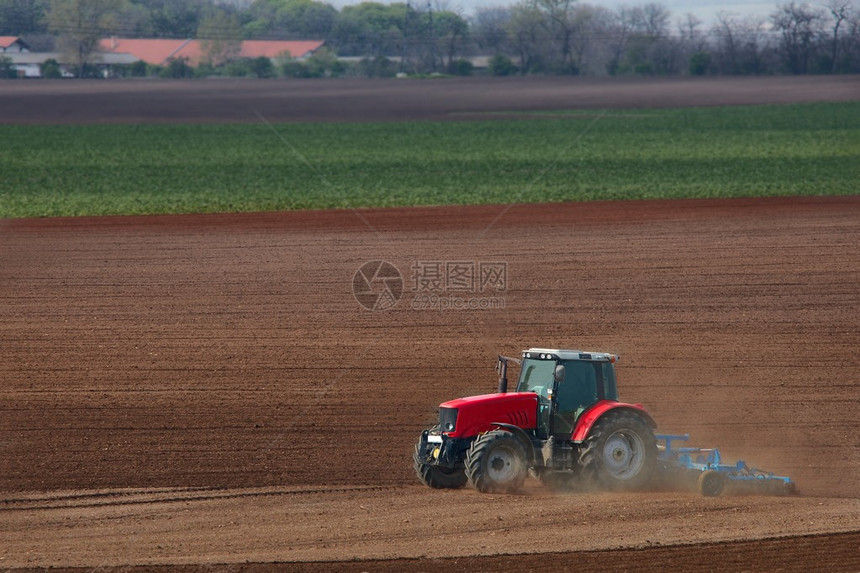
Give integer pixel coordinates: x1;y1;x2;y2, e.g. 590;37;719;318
657;434;797;497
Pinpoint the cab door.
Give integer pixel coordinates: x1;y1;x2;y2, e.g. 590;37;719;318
551;360;600;438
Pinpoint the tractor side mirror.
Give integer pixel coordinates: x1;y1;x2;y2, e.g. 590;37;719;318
553;364;565;384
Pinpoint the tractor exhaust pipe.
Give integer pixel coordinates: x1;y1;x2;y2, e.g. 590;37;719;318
497;356;508;393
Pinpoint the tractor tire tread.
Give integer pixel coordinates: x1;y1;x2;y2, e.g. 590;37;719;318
698;469;726;497
465;430;528;494
413;443;468;489
578;410;657;491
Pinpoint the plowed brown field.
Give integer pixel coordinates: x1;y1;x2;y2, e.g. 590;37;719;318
1;197;858;571
1;77;858;571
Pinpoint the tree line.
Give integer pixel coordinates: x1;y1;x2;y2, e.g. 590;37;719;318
2;0;859;77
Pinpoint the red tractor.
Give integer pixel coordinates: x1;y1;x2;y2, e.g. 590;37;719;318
414;348;658;493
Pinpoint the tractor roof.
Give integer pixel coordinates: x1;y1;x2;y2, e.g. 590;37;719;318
523;348;618;362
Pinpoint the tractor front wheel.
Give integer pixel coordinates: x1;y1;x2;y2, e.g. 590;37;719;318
579;411;657;490
413;444;468;489
465;430;528;493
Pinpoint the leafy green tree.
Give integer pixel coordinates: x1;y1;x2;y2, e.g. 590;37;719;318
0;0;47;34
40;56;62;77
48;0;125;78
279;46;337;77
114;1;153;36
279;57;310;77
128;58;147;77
247;55;274;77
0;55;18;77
331;2;407;57
306;44;336;71
159;56;193;78
194;60;215;76
130;0;209;38
688;50;711;75
246;0;336;38
222;59;250;76
448;58;473;76
472;6;511;55
487;53;517;75
507;1;548;74
198;7;242;66
430;10;469;70
358;54;395;77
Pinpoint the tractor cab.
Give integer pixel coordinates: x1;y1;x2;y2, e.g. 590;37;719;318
514;349;619;439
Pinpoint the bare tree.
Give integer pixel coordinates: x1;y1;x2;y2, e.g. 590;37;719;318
677;13;707;75
568;3;612;74
603;3;674;74
644;6;681;75
636;2;670;38
712;11;741;74
605;5;637;74
711;11;773;75
198;7;242;67
679;12;701;40
433;9;469;70
535;0;578;72
640;4;673;73
506;0;548;73
771;2;826;73
741;16;773;74
824;0;856;72
847;6;860;72
471;6;512;54
678;12;705;52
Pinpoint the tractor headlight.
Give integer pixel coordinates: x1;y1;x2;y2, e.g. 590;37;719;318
444;421;455;431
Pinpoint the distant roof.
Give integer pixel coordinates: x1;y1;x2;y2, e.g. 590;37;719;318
0;36;28;49
99;38;189;66
99;38;325;66
240;41;324;60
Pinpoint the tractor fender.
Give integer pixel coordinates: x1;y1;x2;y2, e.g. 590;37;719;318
570;400;657;444
490;422;537;465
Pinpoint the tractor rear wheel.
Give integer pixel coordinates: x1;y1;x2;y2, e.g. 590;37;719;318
579;411;657;490
465;430;528;493
413;444;468;489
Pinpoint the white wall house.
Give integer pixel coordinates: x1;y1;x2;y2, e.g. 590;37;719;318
0;36;30;53
1;36;141;78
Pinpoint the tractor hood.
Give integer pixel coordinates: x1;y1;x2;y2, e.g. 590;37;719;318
439;392;538;439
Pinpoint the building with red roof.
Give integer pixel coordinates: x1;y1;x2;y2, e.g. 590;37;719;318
100;38;324;66
0;36;30;53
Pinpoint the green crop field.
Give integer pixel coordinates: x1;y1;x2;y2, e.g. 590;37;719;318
1;102;857;218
